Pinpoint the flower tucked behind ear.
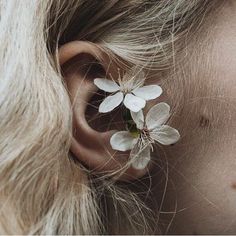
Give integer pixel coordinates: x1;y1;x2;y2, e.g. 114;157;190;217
94;67;162;113
110;103;180;169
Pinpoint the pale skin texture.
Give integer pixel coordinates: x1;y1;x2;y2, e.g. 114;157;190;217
152;1;236;234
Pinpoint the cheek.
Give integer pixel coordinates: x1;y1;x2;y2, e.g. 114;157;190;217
156;133;236;234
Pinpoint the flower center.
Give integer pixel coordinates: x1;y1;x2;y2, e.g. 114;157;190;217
141;127;154;144
118;78;134;94
120;85;131;94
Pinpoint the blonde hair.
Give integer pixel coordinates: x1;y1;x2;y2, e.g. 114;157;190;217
0;0;216;234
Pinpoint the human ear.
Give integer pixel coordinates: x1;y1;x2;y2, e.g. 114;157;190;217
58;41;148;181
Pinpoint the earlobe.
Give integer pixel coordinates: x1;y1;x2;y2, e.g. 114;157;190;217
58;41;148;181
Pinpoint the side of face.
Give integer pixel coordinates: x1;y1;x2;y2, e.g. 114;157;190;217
153;1;236;234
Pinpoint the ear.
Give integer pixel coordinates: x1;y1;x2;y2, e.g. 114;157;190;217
58;41;148;181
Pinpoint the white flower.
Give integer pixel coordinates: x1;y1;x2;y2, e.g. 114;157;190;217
94;67;162;113
110;102;180;170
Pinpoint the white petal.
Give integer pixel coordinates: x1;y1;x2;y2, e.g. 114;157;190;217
146;102;170;130
94;78;120;92
99;92;123;113
130;143;151;170
130;110;144;130
150;125;180;145
123;93;146;112
132;85;162;101
110;131;137;151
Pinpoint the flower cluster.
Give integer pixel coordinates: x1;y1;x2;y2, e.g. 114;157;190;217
94;66;180;170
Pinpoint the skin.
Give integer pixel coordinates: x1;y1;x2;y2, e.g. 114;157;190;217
152;1;236;234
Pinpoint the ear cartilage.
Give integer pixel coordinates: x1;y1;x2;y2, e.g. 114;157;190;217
94;66;180;170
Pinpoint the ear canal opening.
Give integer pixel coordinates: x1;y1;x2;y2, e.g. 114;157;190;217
85;89;126;133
